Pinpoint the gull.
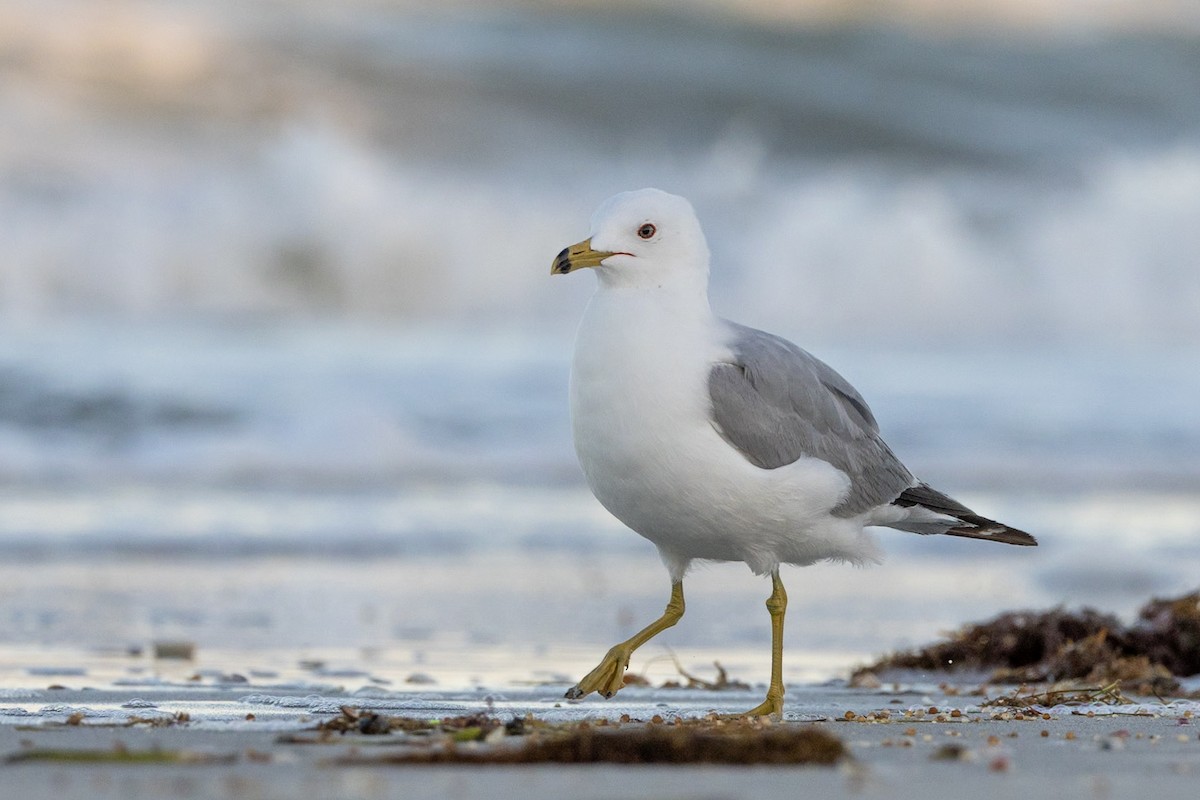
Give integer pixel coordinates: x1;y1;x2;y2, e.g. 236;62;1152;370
551;188;1036;717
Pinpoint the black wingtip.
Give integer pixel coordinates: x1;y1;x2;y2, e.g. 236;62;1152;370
895;483;1038;546
943;525;1039;547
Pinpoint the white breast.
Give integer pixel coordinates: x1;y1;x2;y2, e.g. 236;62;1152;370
568;288;874;575
570;290;723;520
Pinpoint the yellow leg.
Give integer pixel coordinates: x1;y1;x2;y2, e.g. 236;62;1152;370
566;581;685;700
743;570;787;717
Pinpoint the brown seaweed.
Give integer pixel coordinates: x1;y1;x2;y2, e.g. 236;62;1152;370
330;719;846;766
853;590;1200;694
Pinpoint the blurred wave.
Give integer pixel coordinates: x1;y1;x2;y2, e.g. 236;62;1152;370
0;320;1196;504
1;1;1198;347
0;2;1197;591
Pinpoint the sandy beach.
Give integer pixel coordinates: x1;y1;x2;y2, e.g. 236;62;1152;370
2;658;1199;799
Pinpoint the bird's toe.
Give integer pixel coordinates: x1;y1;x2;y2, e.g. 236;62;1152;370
567;646;632;701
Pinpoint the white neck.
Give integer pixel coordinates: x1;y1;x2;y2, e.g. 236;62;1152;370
594;256;711;297
593;272;713;320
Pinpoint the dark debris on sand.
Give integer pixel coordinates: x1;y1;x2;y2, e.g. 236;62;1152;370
311;708;504;739
853;590;1200;695
619;657;752;692
325;716;846;766
295;710;845;766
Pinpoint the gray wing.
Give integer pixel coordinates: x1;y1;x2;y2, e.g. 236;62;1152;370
708;321;913;517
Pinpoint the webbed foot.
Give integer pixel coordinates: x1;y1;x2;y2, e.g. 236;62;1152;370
565;645;632;700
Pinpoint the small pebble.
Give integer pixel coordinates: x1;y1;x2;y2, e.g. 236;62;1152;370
930;743;969;761
405;673;437;685
153;641;196;660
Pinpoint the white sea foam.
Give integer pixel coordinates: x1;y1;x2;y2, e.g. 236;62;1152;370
239;693;468;713
3;126;1198;347
1;3;1198;347
731;149;1200;349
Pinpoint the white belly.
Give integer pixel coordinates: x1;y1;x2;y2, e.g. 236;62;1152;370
568;290;874;576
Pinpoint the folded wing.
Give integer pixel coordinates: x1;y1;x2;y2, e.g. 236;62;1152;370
708;322;914;517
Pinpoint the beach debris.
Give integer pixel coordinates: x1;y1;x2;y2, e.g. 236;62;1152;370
313;706;395;736
6;744;234;764
604;653;749;691
852;590;1200;694
658;657;751;691
929;742;973;762
152;641;196;661
24;710;193;730
404;673;437;685
308;708;508;738
329;718;846;766
115;712;194;728
288;710;846;766
1128;591;1200;677
849;670;883;689
982;682;1132;710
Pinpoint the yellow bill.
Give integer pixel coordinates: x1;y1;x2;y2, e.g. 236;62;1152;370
552;238;616;275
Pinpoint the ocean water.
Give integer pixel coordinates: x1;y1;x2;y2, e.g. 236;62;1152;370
0;0;1198;687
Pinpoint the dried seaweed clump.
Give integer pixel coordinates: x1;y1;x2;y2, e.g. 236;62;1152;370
853;590;1200;694
337;719;846;766
658;658;751;691
315;708;504;738
478;723;843;765
1126;591;1200;677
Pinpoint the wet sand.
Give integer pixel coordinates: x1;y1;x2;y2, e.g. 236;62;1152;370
2;674;1198;800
